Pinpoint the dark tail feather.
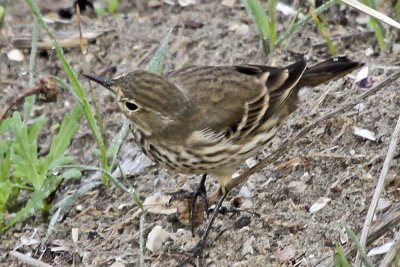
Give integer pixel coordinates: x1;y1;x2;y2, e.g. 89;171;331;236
298;56;364;88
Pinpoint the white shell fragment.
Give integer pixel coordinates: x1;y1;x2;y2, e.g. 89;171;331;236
110;262;125;267
239;185;252;198
376;197;392;211
71;228;79;244
7;49;24;62
146;225;170;253
221;0;236;7
355;66;369;83
353;127;377;141
309;197;331;214
178;0;195;7
367;241;394;257
276;245;296;261
241;236;255;256
228;23;249;35
276;2;296;15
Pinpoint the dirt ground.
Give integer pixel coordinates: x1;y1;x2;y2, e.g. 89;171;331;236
1;1;400;266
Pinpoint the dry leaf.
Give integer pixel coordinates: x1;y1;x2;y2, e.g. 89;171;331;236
143;194;177;215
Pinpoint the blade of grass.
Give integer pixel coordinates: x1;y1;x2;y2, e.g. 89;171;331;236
362;0;386;52
106;121;130;167
276;0;337;48
0;4;5;28
310;8;338;56
267;0;277;52
343;224;373;267
335;242;352;267
139;211;146;267
59;164;142;208
242;0;275;55
25;0;109;183
23;17;39;123
147;27;173;75
107;0;120;14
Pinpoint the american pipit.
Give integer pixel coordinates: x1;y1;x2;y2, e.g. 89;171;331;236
85;56;362;263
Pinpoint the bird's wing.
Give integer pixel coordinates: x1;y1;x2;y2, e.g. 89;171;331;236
166;62;307;142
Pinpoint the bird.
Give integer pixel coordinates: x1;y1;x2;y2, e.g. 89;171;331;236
84;56;362;264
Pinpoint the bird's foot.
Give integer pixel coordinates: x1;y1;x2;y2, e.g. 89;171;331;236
190;174;209;235
168;175;210;230
176;191;228;267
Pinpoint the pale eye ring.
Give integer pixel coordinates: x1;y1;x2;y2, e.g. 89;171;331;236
125;101;139;111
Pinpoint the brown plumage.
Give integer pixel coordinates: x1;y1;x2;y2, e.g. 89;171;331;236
85;56;362;190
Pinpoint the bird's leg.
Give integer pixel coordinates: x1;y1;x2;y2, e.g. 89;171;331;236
190;174;209;235
178;188;228;267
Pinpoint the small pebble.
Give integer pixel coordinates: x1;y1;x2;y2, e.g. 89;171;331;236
146;225;170;253
7;49;24;62
234;215;251;230
241;236;255;256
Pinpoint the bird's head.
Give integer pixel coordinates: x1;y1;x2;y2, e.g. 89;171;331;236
84;70;187;136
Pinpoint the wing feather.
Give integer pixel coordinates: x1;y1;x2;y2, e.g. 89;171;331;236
166;61;307;141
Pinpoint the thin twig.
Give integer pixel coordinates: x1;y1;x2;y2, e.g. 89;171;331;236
139;211;146;267
9;251;53;267
356;112;400;266
0;77;57;123
0;85;42;122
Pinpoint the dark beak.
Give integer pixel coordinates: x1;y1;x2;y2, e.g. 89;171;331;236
84;74;114;90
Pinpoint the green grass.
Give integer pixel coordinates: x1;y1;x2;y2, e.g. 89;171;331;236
0;107;83;232
242;0;276;55
107;0;120;14
362;0;386;52
243;0;338;57
334;242;351;267
243;0;391;56
310;7;338;56
0;4;5;28
396;0;400;21
0;0;174;234
25;0;110;184
332;224;375;267
94;0;120;17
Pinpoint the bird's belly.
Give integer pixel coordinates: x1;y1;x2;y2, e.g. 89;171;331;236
137;128;278;175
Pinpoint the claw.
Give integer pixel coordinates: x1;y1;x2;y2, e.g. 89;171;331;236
191;174;209;235
177;190;228;267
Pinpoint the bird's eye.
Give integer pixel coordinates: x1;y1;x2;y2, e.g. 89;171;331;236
125;101;139;111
